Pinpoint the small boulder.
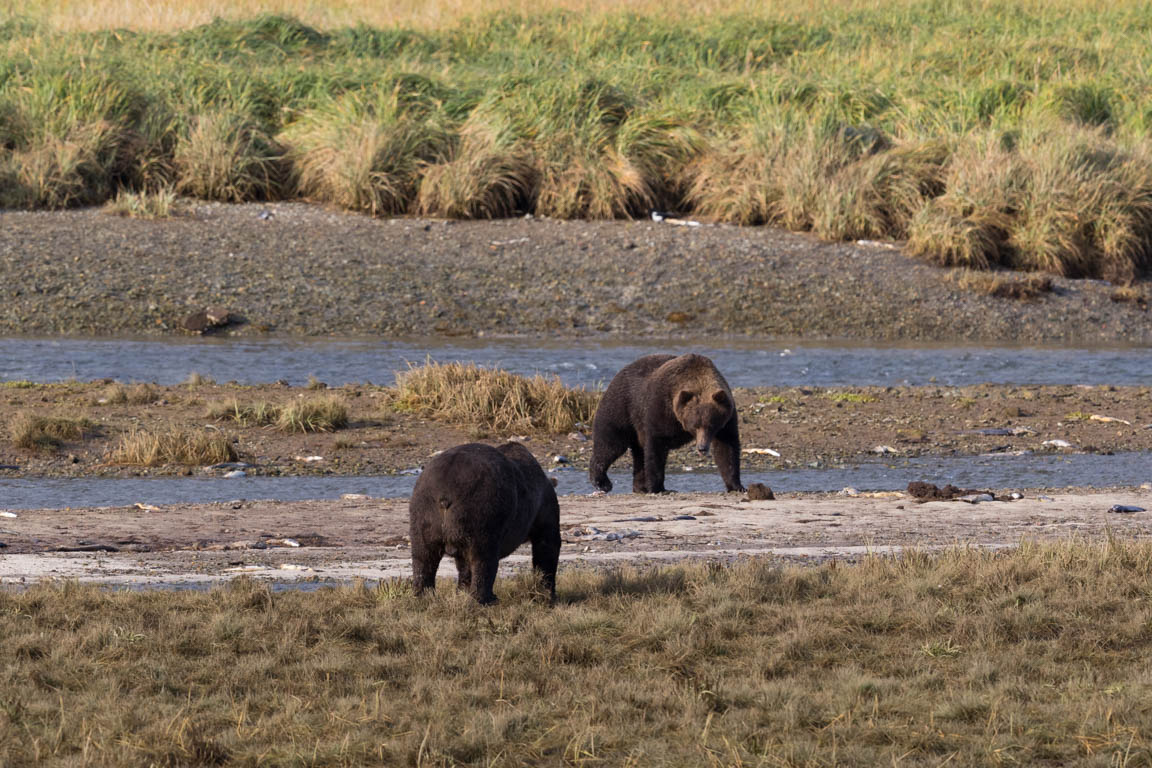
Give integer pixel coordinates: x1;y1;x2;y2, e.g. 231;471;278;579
747;483;775;501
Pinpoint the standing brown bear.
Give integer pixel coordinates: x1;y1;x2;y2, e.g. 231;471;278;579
589;353;744;494
409;441;560;604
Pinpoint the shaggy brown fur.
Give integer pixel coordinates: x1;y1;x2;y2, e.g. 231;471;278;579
409;442;560;604
589;354;743;494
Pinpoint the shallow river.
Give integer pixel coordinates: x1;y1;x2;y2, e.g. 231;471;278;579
1;452;1146;510
3;336;1151;388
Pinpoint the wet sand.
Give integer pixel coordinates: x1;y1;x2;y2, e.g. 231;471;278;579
2;489;1149;587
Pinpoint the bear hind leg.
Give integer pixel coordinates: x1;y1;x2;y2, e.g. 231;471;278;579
530;524;560;602
469;549;501;605
589;430;629;493
411;540;443;596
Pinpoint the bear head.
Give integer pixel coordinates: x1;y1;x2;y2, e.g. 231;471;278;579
673;387;733;456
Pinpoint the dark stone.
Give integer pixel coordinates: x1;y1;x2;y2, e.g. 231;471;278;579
747;482;775;501
907;481;988;500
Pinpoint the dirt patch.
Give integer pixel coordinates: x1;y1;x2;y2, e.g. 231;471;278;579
1;489;1149;586
1;202;1150;344
1;380;1149;478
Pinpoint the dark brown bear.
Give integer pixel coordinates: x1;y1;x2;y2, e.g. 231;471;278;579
409;441;560;604
589;353;743;494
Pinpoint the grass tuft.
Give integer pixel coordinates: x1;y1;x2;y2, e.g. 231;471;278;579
108;427;238;465
275;396;349;433
9;413;94;452
389;361;597;433
206;399;281;426
103;187;180;218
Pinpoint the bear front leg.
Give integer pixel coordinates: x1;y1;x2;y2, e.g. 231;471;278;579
410;539;443;596
712;418;745;492
530;521;561;602
642;439;671;493
629;440;648;494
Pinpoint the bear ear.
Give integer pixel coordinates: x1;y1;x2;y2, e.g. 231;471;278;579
676;390;695;408
712;390;729;406
550;477;559;488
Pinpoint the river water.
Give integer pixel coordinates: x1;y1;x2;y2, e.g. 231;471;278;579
3;336;1151;388
1;452;1146;510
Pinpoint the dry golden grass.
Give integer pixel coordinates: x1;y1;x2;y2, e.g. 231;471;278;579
390;361;597;433
94;382;162;405
108;427;238;465
275;396;349;433
4;540;1152;765
8;413;94;452
103;187;180;219
14;0;920;31
206;398;281;427
947;269;1056;301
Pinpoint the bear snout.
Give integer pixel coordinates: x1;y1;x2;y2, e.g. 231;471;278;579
695;433;712;455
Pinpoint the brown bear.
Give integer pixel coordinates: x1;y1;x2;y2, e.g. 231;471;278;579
589;353;743;494
409;441;560;604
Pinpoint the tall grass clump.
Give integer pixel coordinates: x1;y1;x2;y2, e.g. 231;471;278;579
9;413;93;452
206;398;281;426
279;84;452;215
173;110;288;201
109;427;237;465
390;361;597;433
275;395;349;432
908;127;1152;282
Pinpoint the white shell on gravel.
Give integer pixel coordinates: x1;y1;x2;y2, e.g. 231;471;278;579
1042;439;1073;448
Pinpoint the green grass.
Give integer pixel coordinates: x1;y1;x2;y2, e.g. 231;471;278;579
3;5;1152;277
5;540;1152;765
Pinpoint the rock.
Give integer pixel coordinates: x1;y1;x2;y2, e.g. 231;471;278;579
907;481;985;500
210;462;252;470
1108;505;1146;514
673;515;697;520
1141;483;1152;490
0;510;17;518
224;470;246;478
958;493;996;503
747;483;775;501
568;432;588;442
340;493;371;500
1042;439;1074;449
743;447;781;456
183;306;236;334
1091;414;1132;425
617;516;661;522
838;487;860;497
552;455;569;464
872;445;898;454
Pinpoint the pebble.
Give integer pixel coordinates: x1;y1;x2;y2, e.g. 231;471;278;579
747;483;775;501
1042;439;1073;448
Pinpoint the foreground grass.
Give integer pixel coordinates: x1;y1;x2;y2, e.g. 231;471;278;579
4;541;1152;765
3;3;1152;278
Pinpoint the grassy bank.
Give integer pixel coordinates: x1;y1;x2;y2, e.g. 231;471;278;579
3;541;1152;765
2;2;1152;279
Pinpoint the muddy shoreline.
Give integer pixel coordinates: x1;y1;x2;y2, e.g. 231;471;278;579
2;380;1149;479
2;202;1150;344
2;489;1150;586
